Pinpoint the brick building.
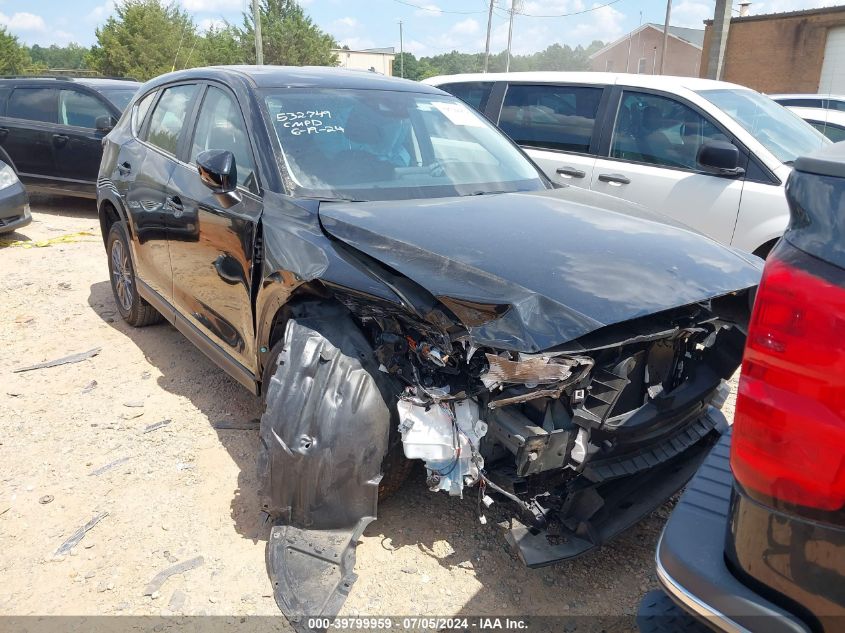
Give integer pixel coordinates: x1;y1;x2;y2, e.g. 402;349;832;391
589;23;704;77
701;5;845;93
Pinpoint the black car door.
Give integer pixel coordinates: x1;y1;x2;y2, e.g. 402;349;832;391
0;86;58;187
167;83;262;375
125;83;200;305
53;87;117;193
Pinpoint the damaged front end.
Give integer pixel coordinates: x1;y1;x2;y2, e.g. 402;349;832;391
351;290;748;566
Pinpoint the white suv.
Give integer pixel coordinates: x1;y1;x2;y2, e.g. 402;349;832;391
425;72;829;257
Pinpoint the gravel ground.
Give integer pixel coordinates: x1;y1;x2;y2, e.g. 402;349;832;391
0;196;738;628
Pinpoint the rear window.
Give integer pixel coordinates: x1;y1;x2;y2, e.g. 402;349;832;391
499;84;603;153
144;84;197;155
439;82;494;114
7;88;57;123
776;98;824;108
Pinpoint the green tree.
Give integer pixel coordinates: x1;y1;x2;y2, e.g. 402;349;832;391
0;27;32;75
28;43;90;70
236;0;337;66
87;0;200;80
198;24;243;66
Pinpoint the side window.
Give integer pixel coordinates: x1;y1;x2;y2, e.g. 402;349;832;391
809;121;845;143
778;98;823;108
830;100;845;112
144;84;197;155
59;90;110;128
189;86;258;193
499;84;603;153
7;88;57;123
131;90;157;136
440;82;494;114
611;91;729;170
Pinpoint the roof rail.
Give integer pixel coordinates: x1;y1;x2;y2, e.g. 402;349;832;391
0;74;139;81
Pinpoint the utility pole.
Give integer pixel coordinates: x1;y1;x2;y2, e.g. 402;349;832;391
483;0;494;73
399;20;404;78
253;0;263;65
506;0;516;72
706;0;732;80
660;0;671;75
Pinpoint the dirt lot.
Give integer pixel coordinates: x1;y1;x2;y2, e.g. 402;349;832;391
0;196;738;627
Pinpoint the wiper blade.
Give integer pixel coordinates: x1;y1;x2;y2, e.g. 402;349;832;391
462;190;511;197
298;195;368;203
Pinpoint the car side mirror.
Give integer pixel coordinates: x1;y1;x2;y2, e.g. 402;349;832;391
197;149;241;208
697;140;745;177
95;115;117;133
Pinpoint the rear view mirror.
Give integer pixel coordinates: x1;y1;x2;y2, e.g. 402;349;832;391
95;115;117;133
697;141;745;177
197;149;241;208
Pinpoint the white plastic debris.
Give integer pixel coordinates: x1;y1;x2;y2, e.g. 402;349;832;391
397;398;488;497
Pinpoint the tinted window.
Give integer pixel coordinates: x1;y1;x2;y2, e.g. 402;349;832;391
611;91;729;170
829;100;845;112
777;98;824;108
499;84;603;153
7;88;57;123
145;84;197;155
809;121;845;142
132;90;157;136
190;86;257;192
440;82;494;113
99;88;137;111
59;90;111;128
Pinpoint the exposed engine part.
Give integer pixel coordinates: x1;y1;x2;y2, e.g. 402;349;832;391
397;397;487;496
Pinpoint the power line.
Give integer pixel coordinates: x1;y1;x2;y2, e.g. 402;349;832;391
390;0;488;15
495;0;624;19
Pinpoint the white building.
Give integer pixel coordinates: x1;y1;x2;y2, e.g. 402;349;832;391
332;47;396;76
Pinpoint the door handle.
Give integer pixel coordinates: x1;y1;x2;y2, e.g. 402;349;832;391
52;134;69;147
598;173;631;185
556;166;586;179
117;161;131;176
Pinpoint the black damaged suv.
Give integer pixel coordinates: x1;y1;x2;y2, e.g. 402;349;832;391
97;66;761;626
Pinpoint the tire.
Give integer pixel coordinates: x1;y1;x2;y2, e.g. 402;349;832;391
106;221;162;327
258;311;411;522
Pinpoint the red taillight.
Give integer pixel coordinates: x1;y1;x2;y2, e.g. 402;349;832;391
732;246;845;512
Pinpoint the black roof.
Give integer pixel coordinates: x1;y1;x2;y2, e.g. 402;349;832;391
794;142;845;179
0;76;140;89
143;65;444;94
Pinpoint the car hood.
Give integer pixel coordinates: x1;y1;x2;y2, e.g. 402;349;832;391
318;189;762;352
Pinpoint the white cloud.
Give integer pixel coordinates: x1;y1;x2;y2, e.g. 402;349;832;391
198;17;226;33
671;0;711;28
750;0;842;15
180;0;232;12
0;11;47;32
87;0;116;23
414;3;443;17
330;16;360;32
451;18;480;35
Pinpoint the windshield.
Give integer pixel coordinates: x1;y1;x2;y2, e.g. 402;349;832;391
262;88;545;201
697;88;829;164
99;88;138;111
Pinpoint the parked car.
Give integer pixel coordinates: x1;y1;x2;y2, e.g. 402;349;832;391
782;105;845;142
425;72;830;258
0;76;140;198
771;92;845;112
639;142;845;633
0;158;30;234
97;66;762;625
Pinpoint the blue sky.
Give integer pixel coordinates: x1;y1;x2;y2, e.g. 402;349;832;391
0;0;840;55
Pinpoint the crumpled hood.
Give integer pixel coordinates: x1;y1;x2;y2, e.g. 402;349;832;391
318;189;762;351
